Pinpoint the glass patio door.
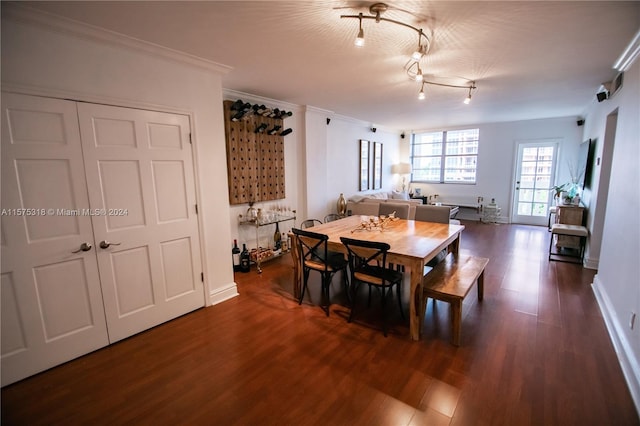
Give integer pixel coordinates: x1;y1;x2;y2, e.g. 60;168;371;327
511;141;559;226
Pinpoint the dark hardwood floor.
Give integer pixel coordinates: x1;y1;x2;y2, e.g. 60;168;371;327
2;221;638;425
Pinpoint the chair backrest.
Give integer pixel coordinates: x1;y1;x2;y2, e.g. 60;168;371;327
292;227;330;271
300;219;323;229
379;203;410;219
414;205;450;224
324;213;341;223
340;236;391;272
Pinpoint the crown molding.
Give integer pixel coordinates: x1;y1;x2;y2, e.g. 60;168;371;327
223;88;300;112
614;29;640;72
3;3;232;75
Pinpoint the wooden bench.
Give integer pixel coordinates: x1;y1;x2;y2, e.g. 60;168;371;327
422;253;489;346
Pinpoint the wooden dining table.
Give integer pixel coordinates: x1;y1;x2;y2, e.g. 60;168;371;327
290;215;465;341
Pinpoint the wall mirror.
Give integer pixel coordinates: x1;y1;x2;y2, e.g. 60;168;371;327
359;139;370;191
372;142;383;190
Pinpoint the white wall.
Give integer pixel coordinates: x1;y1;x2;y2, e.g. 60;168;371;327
407;118;583;221
1;8;238;305
588;57;640;412
326;115;402;205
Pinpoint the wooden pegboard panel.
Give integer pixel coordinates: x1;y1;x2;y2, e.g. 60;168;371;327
224;100;288;205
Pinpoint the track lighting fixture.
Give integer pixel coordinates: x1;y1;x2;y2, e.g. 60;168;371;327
341;2;478;103
415;65;423;82
464;86;473;104
354;13;365;47
417;80;476;103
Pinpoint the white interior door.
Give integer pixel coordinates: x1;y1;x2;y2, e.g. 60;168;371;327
1;93;109;386
511;140;559;225
77;103;204;343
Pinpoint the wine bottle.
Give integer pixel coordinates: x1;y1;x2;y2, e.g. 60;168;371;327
230;99;244;111
280;128;293;136
254;122;268;133
273;222;282;251
269;108;280;118
232;240;241;272
267;125;282;135
278;110;292;119
280;232;288;252
231;110;246;122
255;104;268;115
239;243;251;273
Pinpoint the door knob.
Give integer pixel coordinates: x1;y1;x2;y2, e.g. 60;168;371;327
72;242;92;253
99;240;121;249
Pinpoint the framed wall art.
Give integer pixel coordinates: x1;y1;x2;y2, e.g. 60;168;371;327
359;139;370;191
372;142;383;190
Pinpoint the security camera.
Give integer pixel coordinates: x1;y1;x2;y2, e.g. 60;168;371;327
596;91;609;102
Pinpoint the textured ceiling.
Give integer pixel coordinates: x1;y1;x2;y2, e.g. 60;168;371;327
14;1;640;130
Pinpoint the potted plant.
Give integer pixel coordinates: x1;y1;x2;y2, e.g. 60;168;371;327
551;184;567;202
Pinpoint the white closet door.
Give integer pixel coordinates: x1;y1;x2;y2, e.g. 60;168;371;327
1;93;109;386
77;103;204;343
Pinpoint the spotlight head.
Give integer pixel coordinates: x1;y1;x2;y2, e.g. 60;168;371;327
355;29;365;47
577;119;585;126
326;118;331;125
596;91;608;102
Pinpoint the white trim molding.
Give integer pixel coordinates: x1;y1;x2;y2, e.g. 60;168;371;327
592;274;640;415
614;29;640;72
583;255;599;270
4;3;232;75
209;282;239;306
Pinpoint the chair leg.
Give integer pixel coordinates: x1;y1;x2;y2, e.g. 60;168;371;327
321;273;332;316
343;270;351;305
348;281;359;323
299;269;310;304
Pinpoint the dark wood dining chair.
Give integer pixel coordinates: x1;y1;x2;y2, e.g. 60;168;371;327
300;219;323;229
292;228;349;316
323;213;341;223
340;236;404;336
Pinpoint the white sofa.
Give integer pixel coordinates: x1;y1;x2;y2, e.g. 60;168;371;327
346;191;423;219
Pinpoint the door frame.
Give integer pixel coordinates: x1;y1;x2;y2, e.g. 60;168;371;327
510;139;561;225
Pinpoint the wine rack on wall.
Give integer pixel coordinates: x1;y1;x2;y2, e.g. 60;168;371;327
223;100;293;205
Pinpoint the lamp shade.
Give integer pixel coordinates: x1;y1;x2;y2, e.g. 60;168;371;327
392;162;412;174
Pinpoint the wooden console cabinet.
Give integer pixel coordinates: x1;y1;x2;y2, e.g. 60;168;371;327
555;205;585;249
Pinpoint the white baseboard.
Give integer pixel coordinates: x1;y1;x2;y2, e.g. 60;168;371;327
592;275;640;416
583;255;599;270
208;282;239;306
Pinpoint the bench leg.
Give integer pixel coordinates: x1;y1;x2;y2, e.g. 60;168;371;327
477;271;484;302
451;300;462;346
